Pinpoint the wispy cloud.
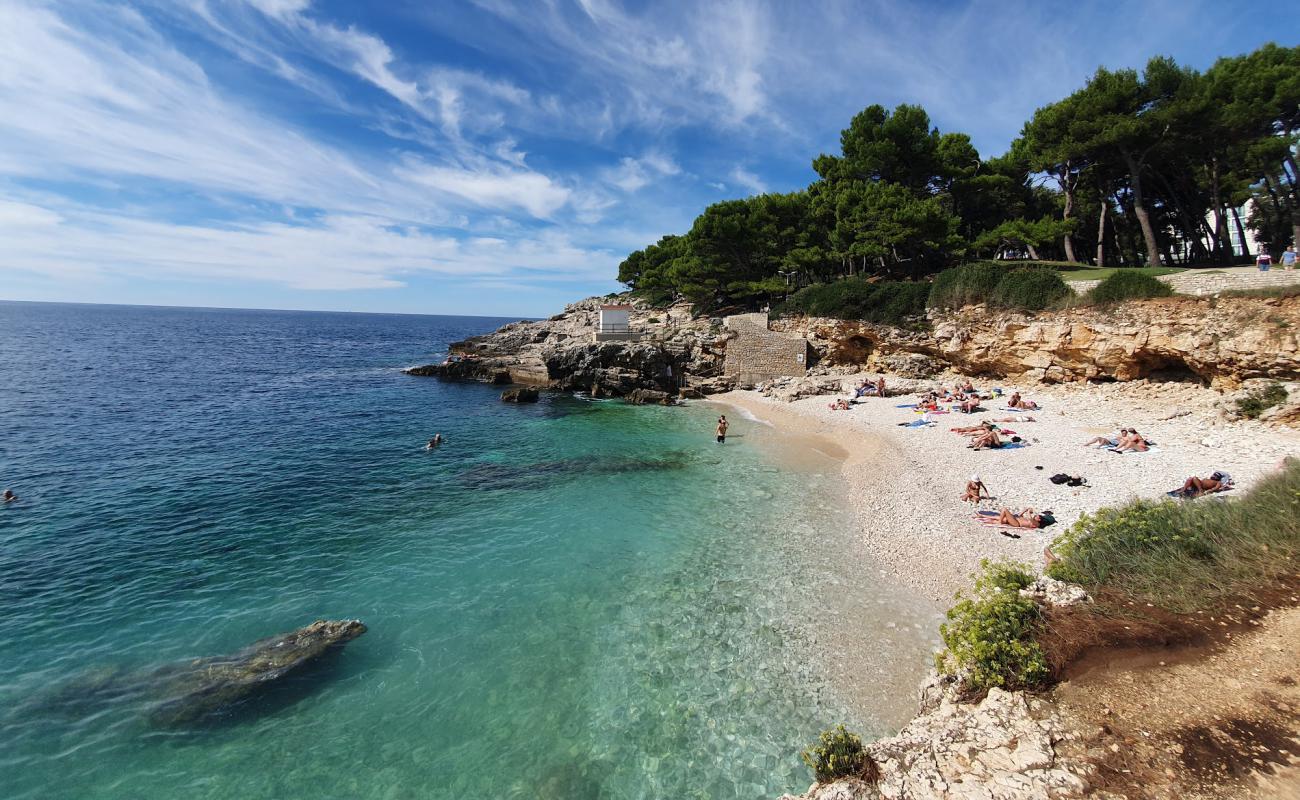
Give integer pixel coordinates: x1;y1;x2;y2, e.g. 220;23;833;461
729;166;766;195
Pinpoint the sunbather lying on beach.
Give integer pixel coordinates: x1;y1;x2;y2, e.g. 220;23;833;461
1083;431;1122;447
828;398;851;411
961;474;990;503
992;415;1035;423
1006;392;1039;410
969;428;1004;449
1171;471;1233;498
951;421;998;435
995;508;1051;528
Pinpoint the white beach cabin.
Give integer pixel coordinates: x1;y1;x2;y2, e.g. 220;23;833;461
594;304;639;341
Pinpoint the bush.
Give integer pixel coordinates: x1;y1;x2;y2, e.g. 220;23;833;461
1235;383;1288;419
988;268;1070;311
800;725;880;784
1046;459;1300;612
927;262;1004;309
936;560;1050;693
776;279;929;325
1087;270;1174;304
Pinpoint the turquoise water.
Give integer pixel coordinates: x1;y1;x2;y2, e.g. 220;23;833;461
0;302;935;799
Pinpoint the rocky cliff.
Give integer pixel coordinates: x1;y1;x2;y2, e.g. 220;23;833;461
774;295;1300;390
404;296;733;397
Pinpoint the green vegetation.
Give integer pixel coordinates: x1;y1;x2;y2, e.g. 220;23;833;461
1217;284;1300;300
988;268;1071;311
1046;460;1300;613
1086;270;1175;303
618;44;1298;312
775;279;929;324
925;263;1069;312
936;560;1051;694
1235;383;1289;419
800;725;880;784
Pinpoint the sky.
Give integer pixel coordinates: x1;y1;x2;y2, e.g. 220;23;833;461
0;0;1292;317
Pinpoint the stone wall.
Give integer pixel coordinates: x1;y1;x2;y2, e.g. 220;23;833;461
1068;268;1300;296
723;312;811;385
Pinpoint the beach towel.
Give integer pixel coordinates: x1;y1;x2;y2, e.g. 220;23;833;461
998;406;1043;413
971;440;1028;450
900;417;935;428
1108;445;1161;455
895;403;918;409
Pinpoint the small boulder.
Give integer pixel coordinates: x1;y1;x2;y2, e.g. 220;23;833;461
500;387;540;403
624;388;673;405
1019;576;1091;607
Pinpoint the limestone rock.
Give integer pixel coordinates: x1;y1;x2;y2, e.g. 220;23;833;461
500;387;539;403
1019;577;1091;607
624;388;673;405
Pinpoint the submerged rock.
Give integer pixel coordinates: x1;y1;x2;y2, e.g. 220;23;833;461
147;619;368;727
500;387;540;403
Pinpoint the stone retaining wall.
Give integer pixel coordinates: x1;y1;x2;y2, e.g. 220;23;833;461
723;312;810;385
1069;269;1300;297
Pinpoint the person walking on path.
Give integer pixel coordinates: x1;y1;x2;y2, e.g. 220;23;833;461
1256;250;1272;271
1283;246;1296;270
715;415;729;444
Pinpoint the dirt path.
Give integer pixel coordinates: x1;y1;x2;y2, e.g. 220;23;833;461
1049;603;1300;799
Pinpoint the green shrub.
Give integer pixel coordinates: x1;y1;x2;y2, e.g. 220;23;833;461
1086;270;1174;304
776;279;929;325
1235;383;1288;419
927;262;1004;309
631;286;675;307
1046;459;1300;612
800;725;880;784
988;268;1070;311
936;560;1050;693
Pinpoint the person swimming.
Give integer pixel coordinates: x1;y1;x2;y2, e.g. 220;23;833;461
3;489;16;503
426;433;443;449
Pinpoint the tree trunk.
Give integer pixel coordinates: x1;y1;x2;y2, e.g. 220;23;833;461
1062;189;1076;262
1122;152;1163;266
1027;243;1040;260
1285;153;1300;249
1209;158;1228;262
1096;200;1108;268
1231;206;1252;257
1117;190;1142;266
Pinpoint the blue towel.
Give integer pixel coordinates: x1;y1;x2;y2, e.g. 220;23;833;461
895;403;918;409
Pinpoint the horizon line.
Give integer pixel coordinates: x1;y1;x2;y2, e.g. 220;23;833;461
0;297;537;321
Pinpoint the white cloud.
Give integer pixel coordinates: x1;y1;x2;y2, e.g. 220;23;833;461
729;166;766;195
603;152;681;192
398;160;571;219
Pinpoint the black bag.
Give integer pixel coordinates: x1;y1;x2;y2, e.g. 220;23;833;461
1050;473;1070;484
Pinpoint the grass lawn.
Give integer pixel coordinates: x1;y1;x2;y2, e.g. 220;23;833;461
1055;265;1185;282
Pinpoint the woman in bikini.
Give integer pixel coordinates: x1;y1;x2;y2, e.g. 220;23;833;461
997;508;1045;528
1006;392;1039;410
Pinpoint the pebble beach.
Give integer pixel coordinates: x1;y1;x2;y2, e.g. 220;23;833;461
716;378;1300;602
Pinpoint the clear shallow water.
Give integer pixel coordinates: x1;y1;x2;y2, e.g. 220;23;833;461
0;301;935;799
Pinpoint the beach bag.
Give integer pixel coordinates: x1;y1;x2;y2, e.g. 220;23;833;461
1050;473;1070;484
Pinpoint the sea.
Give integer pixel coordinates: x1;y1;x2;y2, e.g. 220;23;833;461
0;301;937;799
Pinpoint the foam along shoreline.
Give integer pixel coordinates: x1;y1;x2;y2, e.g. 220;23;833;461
713;379;1300;602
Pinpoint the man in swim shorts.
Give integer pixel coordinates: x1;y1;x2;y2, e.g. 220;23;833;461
716;415;729;443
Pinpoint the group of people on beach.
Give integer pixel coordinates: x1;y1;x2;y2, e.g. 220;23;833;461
1083;427;1150;453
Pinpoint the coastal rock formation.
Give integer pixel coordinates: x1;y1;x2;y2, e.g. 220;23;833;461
777;295;1300;390
500;387;539;403
403;296;728;398
1019;577;1091;608
780;686;1091;800
147;619;367;726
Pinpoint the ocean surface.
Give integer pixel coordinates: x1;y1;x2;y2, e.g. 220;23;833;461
0;301;936;799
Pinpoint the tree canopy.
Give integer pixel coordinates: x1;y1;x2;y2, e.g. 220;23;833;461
618;44;1299;309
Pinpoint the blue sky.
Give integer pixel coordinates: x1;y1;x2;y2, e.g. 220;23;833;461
0;0;1291;317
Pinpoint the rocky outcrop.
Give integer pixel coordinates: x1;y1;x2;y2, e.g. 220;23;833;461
1019;578;1091;608
147;619;367;726
500;387;539;403
404;296;728;398
775;295;1300;390
780;683;1092;800
624;388;674;405
34;620;368;727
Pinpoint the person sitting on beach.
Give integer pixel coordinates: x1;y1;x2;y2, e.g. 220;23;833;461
1112;428;1149;452
1006;392;1039;410
959;396;982;413
961;474;990;503
829;398;851;411
996;507;1049;529
1173;471;1233;498
958;378;975;393
969;428;1004;450
2;489;16;503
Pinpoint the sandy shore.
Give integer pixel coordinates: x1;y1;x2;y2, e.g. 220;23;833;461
715;378;1300;602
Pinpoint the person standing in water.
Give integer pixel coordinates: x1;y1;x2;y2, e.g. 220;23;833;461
716;415;729;444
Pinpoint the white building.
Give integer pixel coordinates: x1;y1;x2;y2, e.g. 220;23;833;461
594;304;639;342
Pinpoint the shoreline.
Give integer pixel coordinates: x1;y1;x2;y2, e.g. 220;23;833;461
712;379;1300;602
